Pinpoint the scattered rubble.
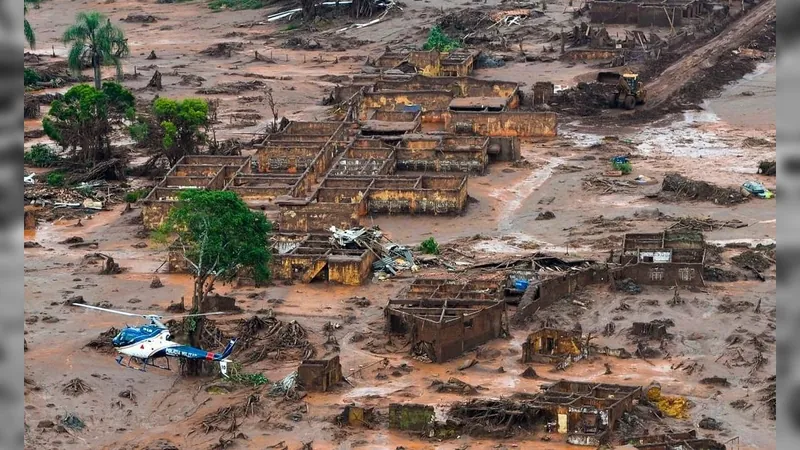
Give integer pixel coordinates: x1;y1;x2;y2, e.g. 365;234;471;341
616;278;642;294
62;378;92;396
430;377;480;395
732;250;774;272
121;14;157;23
698;417;723;430
660;173;748;205
200;42;244;58
85;327;120;353
758;160;776;175
197;80;266;95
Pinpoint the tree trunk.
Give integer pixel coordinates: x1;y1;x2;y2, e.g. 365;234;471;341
301;0;317;21
184;316;205;376
185;275;208;377
93;53;102;90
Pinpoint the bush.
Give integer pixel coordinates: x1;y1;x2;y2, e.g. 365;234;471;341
124;189;148;203
612;161;632;174
420;237;440;255
24;67;40;87
423;26;461;52
24;144;61;167
128;121;150;146
229;372;269;386
47;171;65;187
208;0;265;11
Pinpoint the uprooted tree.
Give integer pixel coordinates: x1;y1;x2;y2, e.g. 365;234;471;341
129;97;211;165
43;81;135;171
155;190;272;375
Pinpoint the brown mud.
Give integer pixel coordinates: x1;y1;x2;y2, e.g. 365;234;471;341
24;0;775;449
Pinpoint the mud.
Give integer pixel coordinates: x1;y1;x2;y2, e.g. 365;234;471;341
23;0;775;449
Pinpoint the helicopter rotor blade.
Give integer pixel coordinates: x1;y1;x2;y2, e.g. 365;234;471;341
71;303;144;318
163;312;229;319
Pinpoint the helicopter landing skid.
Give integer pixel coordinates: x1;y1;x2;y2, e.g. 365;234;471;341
116;355;171;372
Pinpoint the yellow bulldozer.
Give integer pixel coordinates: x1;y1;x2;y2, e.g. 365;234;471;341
597;72;647;110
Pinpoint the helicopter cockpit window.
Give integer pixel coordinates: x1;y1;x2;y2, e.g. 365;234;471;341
114;329;137;345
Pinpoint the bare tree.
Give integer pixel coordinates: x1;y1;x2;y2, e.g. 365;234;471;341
266;88;280;133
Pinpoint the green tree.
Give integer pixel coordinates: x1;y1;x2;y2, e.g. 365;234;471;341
156;190;272;375
154;98;210;164
43;82;135;163
63;11;129;90
25;0;39;49
129;98;211;165
423;26;461;52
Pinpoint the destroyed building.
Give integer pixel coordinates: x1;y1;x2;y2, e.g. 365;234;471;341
589;0;707;27
346;73;556;138
614;230;706;286
511;256;611;323
625;430;727;449
445;380;643;444
297;356;344;392
385;278;506;362
521;328;584;363
268;233;378;286
141;155;252;230
372;49;481;77
540;381;643;446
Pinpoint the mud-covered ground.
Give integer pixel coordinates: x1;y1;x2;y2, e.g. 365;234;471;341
24;1;776;449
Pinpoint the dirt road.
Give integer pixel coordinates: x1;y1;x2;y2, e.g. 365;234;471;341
645;0;776;108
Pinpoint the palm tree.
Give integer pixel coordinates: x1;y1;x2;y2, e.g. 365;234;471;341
63;11;129;90
24;0;39;49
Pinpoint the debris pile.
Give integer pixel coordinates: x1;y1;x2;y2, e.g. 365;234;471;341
583;175;637;194
758;160;776;175
665;216;747;232
199;42;244;58
121;14;157;23
448;398;543;437
550;82;617;116
197;80;266;95
731;250;774;272
430;377;480;395
24;181;121;221
759;377;776;420
85;327;120;353
660;173;747;205
200;393;263;441
270;371;301;400
616;278;642;294
328;226;417;279
62;378;92;396
236;315;315;363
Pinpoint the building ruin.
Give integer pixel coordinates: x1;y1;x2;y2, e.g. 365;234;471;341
589;0;707;27
614;230;706;286
521;328;584;363
385;277;507;362
297;355;344;392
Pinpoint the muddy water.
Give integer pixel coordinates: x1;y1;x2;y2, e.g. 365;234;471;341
705;60;776;130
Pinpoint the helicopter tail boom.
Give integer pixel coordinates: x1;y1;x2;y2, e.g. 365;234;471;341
217;338;237;360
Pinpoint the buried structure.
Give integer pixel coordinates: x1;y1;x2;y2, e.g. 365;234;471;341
613;230;707;286
385;278;507;362
388;380;645;445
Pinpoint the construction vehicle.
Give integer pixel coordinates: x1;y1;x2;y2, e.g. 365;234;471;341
597;72;647;110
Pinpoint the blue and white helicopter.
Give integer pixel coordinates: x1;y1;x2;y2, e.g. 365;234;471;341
74;303;238;377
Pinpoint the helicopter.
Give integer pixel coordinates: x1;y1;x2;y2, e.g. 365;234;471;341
73;303;238;377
